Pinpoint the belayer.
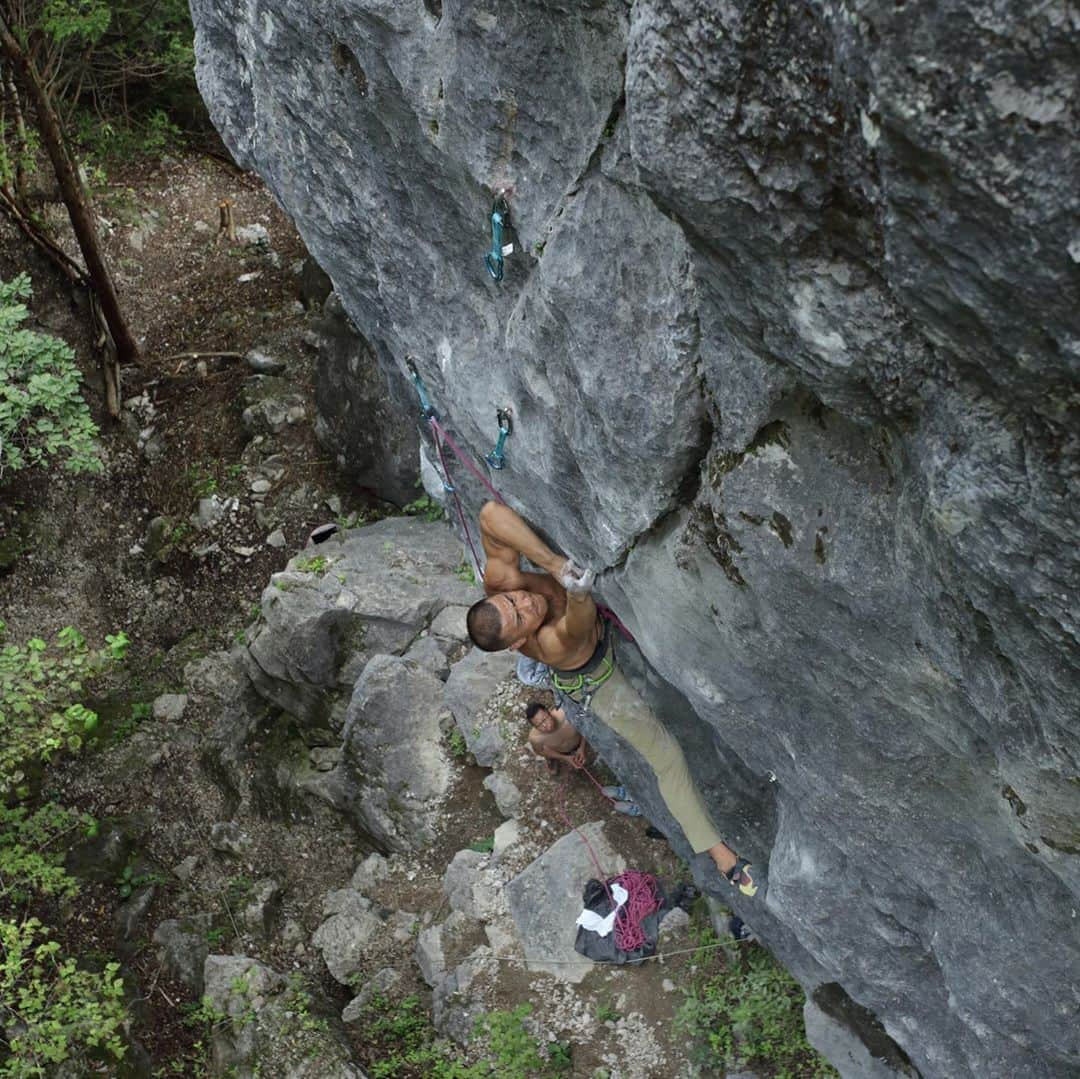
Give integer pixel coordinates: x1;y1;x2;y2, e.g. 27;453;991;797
466;501;757;897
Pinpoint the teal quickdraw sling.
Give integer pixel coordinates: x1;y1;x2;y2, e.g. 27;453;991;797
485;408;512;470
484;194;513;281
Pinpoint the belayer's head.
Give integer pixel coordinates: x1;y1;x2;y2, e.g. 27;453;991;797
525;701;557;734
466;589;549;652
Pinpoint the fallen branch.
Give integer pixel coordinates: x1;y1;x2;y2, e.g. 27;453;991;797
160;351;244;364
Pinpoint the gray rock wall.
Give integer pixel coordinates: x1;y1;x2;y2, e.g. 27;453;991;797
190;3;1079;1077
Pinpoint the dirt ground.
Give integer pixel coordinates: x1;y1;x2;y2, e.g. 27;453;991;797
0;153;741;1077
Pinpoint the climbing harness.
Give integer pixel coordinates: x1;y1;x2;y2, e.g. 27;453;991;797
552;618;616;704
552;651;614;704
484;193;514;281
485;408;512;470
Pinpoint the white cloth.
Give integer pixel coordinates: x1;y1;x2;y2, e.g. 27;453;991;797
575;882;628;937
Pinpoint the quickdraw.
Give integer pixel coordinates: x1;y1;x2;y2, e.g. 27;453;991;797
484;193;514;281
485;408;512;470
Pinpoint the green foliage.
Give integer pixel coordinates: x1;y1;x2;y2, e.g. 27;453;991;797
476;1004;571;1078
0;123;40;196
186;466;218;499
448;729;468;761
0;795;129;1075
454;560;476;585
294;554;329;575
0;621;128;796
0;918;127;1077
0;803;85;904
115;861;166;899
358;994;571;1078
41;0;111;44
0;275;102;482
111;700;151;743
676;935;838;1079
594;997;619;1024
468;836;494;854
402;493;445;522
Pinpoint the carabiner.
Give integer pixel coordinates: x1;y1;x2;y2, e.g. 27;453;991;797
485;407;513;470
484;194;512;281
406;355;437;420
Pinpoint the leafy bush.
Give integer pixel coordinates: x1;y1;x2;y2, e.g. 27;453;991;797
0;918;127;1077
357;995;567;1078
1;804;127;1077
402;493;445;522
0;620;128;797
677;930;837;1079
0;804;87;904
0;275;101;481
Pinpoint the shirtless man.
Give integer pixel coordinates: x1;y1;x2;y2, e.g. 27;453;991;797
466;501;757;897
525;701;589;770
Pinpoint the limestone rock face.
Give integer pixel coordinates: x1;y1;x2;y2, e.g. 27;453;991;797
192;3;1079;1076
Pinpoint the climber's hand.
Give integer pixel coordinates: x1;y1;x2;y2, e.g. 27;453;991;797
559;558;595;595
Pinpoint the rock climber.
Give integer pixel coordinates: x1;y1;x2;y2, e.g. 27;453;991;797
525;701;590;772
466;500;757;897
526;701;646;814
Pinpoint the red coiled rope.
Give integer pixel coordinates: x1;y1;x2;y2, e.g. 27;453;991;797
556;765;662;953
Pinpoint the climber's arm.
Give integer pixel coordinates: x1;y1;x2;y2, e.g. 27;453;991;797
479;501;566;594
548;589;599;651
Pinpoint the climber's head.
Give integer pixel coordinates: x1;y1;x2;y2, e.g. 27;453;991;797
466;589;549;652
525;701;557;734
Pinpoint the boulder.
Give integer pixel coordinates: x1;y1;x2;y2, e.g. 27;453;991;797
444;649;518;767
341;654;453;850
482;772;522;819
152;693;188;722
504;822;625;984
342;967;402;1022
312;889;383;985
350;852;390;895
241;879;283;938
430;605;470;642
402;634;452;681
244;516;474;728
310;292;419;504
202;956;361;1077
209;821;251;857
152;915;213;996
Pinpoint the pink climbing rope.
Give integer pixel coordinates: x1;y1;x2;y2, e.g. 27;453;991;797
556;765;662;953
609;870;662;952
430;417;507;505
430;420;484;571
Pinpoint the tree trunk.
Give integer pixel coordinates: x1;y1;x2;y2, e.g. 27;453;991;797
2;63;29;208
0;18;140;374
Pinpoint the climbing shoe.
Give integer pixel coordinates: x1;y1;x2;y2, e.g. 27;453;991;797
612;800;643;817
729;915;757;942
725;858;758;898
601;786;628;800
545;759;561;777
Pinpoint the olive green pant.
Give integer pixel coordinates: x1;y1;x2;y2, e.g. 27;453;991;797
587;666;722;854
